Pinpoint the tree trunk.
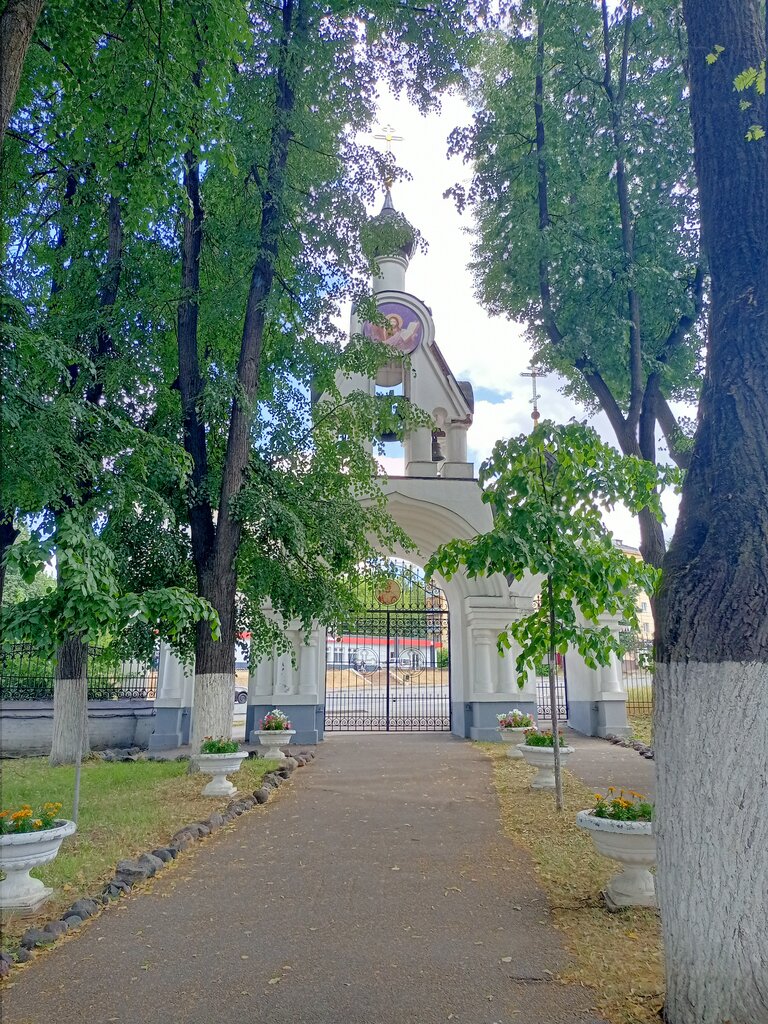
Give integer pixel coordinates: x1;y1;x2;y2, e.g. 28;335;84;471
50;636;90;766
546;575;563;811
0;0;43;152
178;0;304;748
189;560;237;754
0;518;19;607
656;1;767;1021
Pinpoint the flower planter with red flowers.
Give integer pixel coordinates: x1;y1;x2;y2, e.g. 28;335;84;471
254;709;295;760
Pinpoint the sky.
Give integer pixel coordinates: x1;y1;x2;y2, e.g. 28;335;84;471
357;90;684;548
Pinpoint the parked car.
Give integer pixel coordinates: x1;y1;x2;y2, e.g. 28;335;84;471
235;660;248;704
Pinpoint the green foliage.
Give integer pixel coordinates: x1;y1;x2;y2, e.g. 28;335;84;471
0;514;218;661
2;0;482;681
449;0;703;459
734;59;766;140
0;800;63;834
199;737;240;754
427;422;680;685
591;789;653;822
524;729;565;747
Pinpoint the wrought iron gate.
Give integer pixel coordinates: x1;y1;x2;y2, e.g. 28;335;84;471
324;563;450;732
536;654;568;722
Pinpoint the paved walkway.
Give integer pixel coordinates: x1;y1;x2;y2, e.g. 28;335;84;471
2;734;651;1024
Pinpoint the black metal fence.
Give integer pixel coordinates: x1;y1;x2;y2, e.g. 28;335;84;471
622;638;654;716
0;644;157;701
536;654;568;722
325;561;451;732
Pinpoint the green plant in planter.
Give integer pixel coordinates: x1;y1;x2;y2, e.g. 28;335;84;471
524;730;565;747
0;801;63;835
497;709;535;729
592;788;653;822
258;709;292;731
200;737;240;754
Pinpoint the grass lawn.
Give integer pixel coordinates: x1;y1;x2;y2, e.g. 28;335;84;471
484;744;663;1024
627;712;653;746
0;755;278;947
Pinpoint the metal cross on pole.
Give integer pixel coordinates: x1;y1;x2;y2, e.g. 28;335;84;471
521;365;547;428
373;123;403;189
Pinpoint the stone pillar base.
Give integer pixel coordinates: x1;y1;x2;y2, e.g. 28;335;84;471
567;696;630;738
441;462;474;479
148;706;192;751
465;700;539;741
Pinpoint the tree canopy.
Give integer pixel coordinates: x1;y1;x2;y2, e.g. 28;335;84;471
450;0;705;567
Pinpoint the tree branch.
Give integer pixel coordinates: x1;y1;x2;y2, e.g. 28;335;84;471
575;358;633;451
659;264;706;358
654;387;691;470
602;0;643;433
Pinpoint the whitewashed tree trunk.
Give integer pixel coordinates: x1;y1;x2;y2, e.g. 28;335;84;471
189;672;234;754
50;676;90;766
655;662;768;1023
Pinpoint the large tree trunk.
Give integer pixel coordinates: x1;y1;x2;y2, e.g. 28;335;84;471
175;148;236;751
655;1;768;1021
0;0;43;152
189;560;238;753
50;636;90;766
178;0;304;748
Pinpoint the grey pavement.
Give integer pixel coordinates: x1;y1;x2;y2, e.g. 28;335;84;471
0;733;650;1024
564;730;655;801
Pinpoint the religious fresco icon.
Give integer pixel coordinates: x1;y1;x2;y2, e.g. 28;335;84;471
363;301;423;354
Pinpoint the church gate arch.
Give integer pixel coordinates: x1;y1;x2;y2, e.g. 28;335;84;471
324;560;450;732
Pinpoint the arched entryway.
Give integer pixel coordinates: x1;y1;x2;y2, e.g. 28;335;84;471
324;559;450;732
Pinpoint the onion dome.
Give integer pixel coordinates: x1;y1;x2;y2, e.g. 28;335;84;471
366;189;417;261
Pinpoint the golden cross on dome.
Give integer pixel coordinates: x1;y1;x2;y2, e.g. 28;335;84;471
373;123;404;153
521;364;548;428
373;123;404;189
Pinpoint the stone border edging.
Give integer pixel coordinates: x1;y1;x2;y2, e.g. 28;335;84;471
0;750;316;976
601;733;654;760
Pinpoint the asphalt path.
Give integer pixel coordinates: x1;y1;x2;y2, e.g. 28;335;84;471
2;735;607;1024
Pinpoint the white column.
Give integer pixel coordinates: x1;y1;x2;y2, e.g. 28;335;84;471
251;658;273;697
473;632;494;694
155;644;191;706
407;426;432;462
601;652;623;693
498;647;517;694
447;424;468;462
299;638;320;697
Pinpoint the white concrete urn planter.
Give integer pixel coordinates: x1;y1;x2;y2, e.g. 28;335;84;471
253;730;295;760
0;819;76;916
576;811;656;909
195;751;249;797
498;727;530;759
517;743;575;788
